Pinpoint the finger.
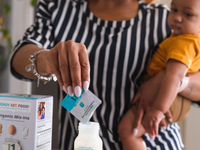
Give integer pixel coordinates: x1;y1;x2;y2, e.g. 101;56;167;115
148;121;156;138
132;90;141;104
153;121;159;136
149;121;156;140
165;111;173;123
78;43;90;91
133;106;144;132
143;120;150;136
67;41;82;97
58;42;73;96
160;119;167;130
146;120;154;136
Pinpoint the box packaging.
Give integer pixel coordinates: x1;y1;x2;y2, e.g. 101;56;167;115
0;94;53;150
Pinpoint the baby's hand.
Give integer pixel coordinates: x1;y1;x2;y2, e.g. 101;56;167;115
142;108;164;139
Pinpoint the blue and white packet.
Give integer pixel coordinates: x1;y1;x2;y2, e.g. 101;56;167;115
60;89;102;123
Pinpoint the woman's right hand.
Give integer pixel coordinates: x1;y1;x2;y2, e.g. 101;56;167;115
37;40;90;97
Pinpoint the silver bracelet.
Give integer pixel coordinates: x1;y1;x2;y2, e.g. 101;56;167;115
25;49;57;87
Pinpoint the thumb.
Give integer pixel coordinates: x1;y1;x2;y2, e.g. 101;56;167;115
133;107;144;136
132;90;142;104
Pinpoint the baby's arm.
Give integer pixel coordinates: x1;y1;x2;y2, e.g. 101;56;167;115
142;59;188;136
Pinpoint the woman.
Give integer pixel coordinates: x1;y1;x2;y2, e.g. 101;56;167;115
39;102;43;111
11;0;200;149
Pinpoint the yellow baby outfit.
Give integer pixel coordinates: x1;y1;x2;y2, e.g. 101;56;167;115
147;34;200;76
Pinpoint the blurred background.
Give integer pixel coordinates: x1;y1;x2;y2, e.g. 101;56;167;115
0;0;199;149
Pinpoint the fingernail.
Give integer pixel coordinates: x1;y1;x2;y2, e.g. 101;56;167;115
169;118;173;122
67;86;74;97
162;126;167;130
75;86;81;97
133;128;138;136
83;81;89;91
151;136;155;140
63;86;67;93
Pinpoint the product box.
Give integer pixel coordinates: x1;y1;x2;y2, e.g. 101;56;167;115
0;93;53;150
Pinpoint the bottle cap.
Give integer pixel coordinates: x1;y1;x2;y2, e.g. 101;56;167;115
79;121;99;130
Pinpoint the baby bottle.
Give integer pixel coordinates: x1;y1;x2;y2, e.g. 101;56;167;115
74;121;103;150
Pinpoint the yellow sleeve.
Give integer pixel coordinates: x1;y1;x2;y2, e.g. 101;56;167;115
165;36;197;68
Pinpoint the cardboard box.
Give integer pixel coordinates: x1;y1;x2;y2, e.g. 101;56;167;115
0;94;53;150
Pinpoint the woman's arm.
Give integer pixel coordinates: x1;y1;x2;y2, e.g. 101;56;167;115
12;41;90;97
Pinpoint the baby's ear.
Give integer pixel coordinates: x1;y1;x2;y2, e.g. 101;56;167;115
143;0;157;4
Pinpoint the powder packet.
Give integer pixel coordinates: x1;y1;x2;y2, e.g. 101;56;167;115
60;89;102;123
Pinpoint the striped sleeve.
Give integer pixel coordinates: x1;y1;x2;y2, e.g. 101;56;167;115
10;0;55;80
15;0;55;50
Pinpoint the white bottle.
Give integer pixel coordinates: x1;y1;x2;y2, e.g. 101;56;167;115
74;122;103;150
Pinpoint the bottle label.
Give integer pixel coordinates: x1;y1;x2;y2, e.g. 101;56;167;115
76;146;93;150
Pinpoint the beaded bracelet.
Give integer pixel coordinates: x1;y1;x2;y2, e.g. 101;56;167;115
25;49;57;87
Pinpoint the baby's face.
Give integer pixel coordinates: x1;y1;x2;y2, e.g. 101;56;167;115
168;0;200;36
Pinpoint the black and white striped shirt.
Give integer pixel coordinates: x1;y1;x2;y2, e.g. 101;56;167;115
12;0;184;149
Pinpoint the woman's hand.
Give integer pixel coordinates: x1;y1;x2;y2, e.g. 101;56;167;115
38;40;90;97
132;71;172;137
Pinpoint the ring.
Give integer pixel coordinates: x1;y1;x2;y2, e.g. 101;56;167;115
163;115;166;119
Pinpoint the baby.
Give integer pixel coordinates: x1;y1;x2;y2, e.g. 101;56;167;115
118;0;200;149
